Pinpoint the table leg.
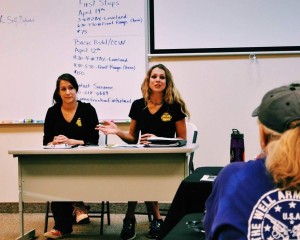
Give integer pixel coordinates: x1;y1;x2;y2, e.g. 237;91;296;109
16;159;35;240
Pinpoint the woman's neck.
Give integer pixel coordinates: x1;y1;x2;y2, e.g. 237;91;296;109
62;101;78;111
149;93;164;106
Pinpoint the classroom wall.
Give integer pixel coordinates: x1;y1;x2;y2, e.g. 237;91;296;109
1;55;300;202
149;55;300;168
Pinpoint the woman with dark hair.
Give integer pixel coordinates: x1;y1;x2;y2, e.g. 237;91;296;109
96;64;190;240
43;73;99;239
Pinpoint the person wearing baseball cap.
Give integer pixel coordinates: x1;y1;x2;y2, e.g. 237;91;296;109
203;83;300;239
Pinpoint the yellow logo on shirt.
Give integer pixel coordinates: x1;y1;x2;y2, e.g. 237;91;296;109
76;118;82;127
161;112;172;122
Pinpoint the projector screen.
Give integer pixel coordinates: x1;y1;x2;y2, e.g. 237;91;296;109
149;0;300;55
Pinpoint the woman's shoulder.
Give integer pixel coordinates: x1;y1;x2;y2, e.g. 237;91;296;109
217;159;268;188
47;103;60;113
217;161;246;179
221;159;265;175
165;101;183;112
131;98;146;107
133;98;145;104
78;101;96;110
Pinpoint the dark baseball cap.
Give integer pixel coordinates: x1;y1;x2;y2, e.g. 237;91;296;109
252;83;300;133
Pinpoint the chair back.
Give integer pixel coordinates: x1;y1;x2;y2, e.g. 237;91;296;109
186;122;198;174
186;122;198;144
98;132;108;145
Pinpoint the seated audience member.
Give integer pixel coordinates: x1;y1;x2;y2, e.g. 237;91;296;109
204;83;300;239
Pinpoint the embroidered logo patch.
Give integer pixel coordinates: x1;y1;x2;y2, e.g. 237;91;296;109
248;189;300;240
76;118;82;127
161;112;172;122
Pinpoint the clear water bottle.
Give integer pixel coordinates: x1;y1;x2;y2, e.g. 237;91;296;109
230;129;245;163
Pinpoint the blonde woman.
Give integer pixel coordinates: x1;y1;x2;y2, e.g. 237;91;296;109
204;83;300;239
96;64;190;240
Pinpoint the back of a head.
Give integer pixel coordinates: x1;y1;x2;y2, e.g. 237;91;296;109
252;83;300;133
252;83;300;189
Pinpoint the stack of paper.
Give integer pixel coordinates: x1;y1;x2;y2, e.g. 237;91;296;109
146;137;187;147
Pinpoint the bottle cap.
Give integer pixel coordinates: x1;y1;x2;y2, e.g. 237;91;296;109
231;129;244;138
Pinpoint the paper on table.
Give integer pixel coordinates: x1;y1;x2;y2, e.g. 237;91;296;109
43;144;73;149
106;144;144;148
145;142;184;147
200;175;217;182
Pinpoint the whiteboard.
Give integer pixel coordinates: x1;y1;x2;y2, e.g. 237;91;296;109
149;0;300;55
0;0;147;122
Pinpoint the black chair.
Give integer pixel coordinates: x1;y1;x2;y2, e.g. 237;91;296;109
44;201;110;235
159;166;223;239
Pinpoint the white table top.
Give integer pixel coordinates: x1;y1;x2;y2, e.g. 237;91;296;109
9;144;199;156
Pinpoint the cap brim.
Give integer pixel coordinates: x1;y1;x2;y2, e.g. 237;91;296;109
252;106;259;117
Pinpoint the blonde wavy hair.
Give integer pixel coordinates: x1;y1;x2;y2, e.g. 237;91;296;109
265;119;300;189
141;64;190;118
